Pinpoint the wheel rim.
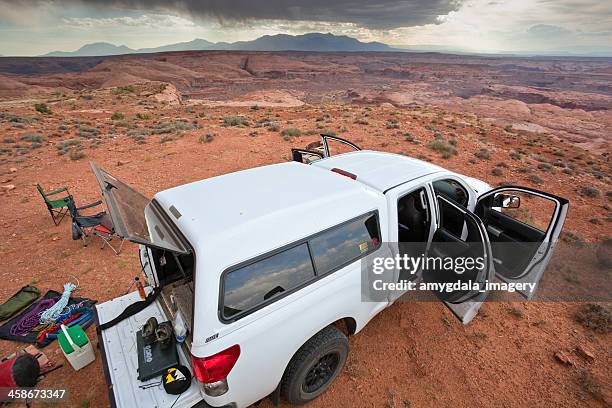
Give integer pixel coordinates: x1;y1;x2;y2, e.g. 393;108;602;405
302;352;340;394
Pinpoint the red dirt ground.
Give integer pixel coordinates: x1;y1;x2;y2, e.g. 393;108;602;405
0;52;610;407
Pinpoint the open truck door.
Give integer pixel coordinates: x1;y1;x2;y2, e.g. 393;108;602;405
321;134;361;157
292;135;361;163
291;148;324;164
90;162;190;255
426;185;568;323
473;185;569;299
423;195;493;324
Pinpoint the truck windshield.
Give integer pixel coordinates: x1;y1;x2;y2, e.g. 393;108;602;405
90;163;190;254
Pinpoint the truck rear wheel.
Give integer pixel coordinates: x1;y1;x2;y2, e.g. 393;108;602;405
281;325;348;404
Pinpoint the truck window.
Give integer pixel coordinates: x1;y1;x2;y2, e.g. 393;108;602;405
222;243;315;319
432;179;468;237
432;179;468;207
309;213;380;275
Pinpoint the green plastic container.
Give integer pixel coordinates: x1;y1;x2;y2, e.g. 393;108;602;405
58;325;89;355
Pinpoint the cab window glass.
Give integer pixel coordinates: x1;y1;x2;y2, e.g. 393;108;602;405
433;179;469;207
223;243;314;318
309;213;380;274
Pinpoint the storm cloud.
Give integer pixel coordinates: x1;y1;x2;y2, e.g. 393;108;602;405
1;0;464;29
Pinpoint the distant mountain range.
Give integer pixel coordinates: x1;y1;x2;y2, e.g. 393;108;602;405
44;33;396;57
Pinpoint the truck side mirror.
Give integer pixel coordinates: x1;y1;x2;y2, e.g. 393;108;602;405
493;193;520;209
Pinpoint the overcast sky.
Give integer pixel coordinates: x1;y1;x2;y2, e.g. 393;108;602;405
0;0;610;56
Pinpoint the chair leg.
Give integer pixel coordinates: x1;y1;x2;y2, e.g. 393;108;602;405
94;232;124;255
51;207;68;226
49;208;59;226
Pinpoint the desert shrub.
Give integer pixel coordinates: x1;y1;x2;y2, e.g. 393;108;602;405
577;368;605;402
579;186;601;198
80;94;94;100
20;133;44;143
127;128;150;144
510;150;521;160
474;148;491;160
427;139;457;159
491;167;503;176
111;112;125;120
281;128;302;138
249;131;259;137
562;168;574;175
78;127;101;139
152;120;195;134
0;113;39;124
354;118;369;125
448;138;457;146
574;304;611;334
113;85;135;95
198;133;215;143
560;231;585;246
537;162;553;172
553;149;565;157
250;105;260;111
504;125;514;132
404;133;418;144
386;119;400;129
115;121;130;128
34;103;51;114
56;138;81;151
3;137;15;143
267;123;280;132
135;113;151;120
69;148;85;161
223;116;249;127
160;136;175;143
30;142;42;149
527;174;543;185
552;160;566;168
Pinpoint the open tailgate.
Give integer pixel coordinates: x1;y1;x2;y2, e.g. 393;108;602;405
95;291;203;407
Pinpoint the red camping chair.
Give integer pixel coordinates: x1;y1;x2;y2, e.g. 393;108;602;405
68;200;125;255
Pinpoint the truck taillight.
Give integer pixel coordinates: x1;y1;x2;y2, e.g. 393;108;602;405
192;345;240;384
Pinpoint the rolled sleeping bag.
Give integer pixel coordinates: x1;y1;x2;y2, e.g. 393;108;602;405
0;353;40;391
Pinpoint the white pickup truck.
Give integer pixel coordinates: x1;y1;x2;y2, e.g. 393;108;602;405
92;135;568;408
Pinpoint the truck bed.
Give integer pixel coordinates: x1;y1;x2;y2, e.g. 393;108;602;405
95;290;204;408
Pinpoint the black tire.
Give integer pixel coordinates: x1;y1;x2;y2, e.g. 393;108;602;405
281;325;348;405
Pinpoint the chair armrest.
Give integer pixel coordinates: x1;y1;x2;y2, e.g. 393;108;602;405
76;200;103;211
45;187;69;196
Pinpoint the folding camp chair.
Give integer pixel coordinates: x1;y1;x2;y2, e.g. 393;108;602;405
68;200;125;255
36;184;73;225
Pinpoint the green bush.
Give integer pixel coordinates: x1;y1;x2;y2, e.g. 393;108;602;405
69;148;85;161
20;133;43;143
474;148;491;160
427;139;457;159
34;103;51;114
223;116;249;127
281;128;302;137
111;112;125;120
198;133;215;143
579;186;601;198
